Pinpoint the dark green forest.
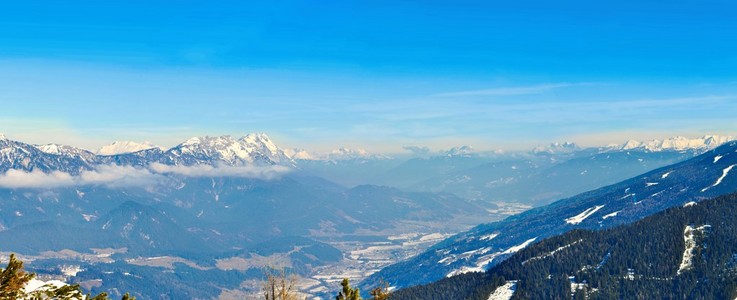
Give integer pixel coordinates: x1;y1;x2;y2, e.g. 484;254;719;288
390;192;737;299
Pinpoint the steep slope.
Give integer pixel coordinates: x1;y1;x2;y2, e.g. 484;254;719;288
364;141;737;290
391;192;737;300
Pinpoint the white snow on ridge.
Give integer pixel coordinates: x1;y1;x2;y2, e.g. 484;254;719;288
487;281;517;300
522;239;582;265
677;225;711;275
714;155;724;163
503;237;538;254
661;171;673;179
445;238;537;278
565;205;605;225
684;201;697;207
97;141;161;155
646;182;659;187
701;164;737;192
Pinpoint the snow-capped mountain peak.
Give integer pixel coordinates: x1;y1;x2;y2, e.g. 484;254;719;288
35;143;97;162
37;143;72;155
240;133;280;157
620;135;734;152
532;142;580;154
97;141;161;155
446;145;475;156
171;133;295;166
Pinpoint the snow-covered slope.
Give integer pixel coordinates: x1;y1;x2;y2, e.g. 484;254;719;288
97;141;162;155
36;143;97;163
0;138;96;175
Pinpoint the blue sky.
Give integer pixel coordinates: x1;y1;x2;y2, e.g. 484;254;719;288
1;1;736;152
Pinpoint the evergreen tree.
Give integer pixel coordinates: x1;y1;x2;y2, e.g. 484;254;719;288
336;278;361;300
0;254;34;300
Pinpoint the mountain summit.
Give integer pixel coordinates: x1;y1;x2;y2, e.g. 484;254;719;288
97;141;162;155
171;133;294;166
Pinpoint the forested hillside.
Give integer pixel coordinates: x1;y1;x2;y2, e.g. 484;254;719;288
390;192;737;299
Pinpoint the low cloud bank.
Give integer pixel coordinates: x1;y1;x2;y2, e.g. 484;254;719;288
0;163;291;189
148;163;290;180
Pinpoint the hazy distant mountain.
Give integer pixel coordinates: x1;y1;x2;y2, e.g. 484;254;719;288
364;141;737;290
531;142;581;154
411;149;696;206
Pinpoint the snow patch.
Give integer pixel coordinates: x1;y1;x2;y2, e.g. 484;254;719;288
646;182;659;187
650;190;664;198
487;281;517;300
601;211;621;220
24;278;69;294
661;171;673;179
619;193;635;200
714;155;724;163
701;164;737;192
61;265;83;277
565;205;605;225
684;201;697;207
480;233;499;241
677;225;711;275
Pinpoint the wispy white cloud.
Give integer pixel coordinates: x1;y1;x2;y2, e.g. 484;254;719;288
0;165;163;189
0;170;76;189
433;82;588;97
148;163;290;179
78;165;165;188
0;163;291;189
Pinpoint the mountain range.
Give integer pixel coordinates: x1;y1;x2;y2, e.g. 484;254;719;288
1;132;735;298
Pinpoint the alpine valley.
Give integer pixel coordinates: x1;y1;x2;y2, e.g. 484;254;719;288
0;133;734;299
